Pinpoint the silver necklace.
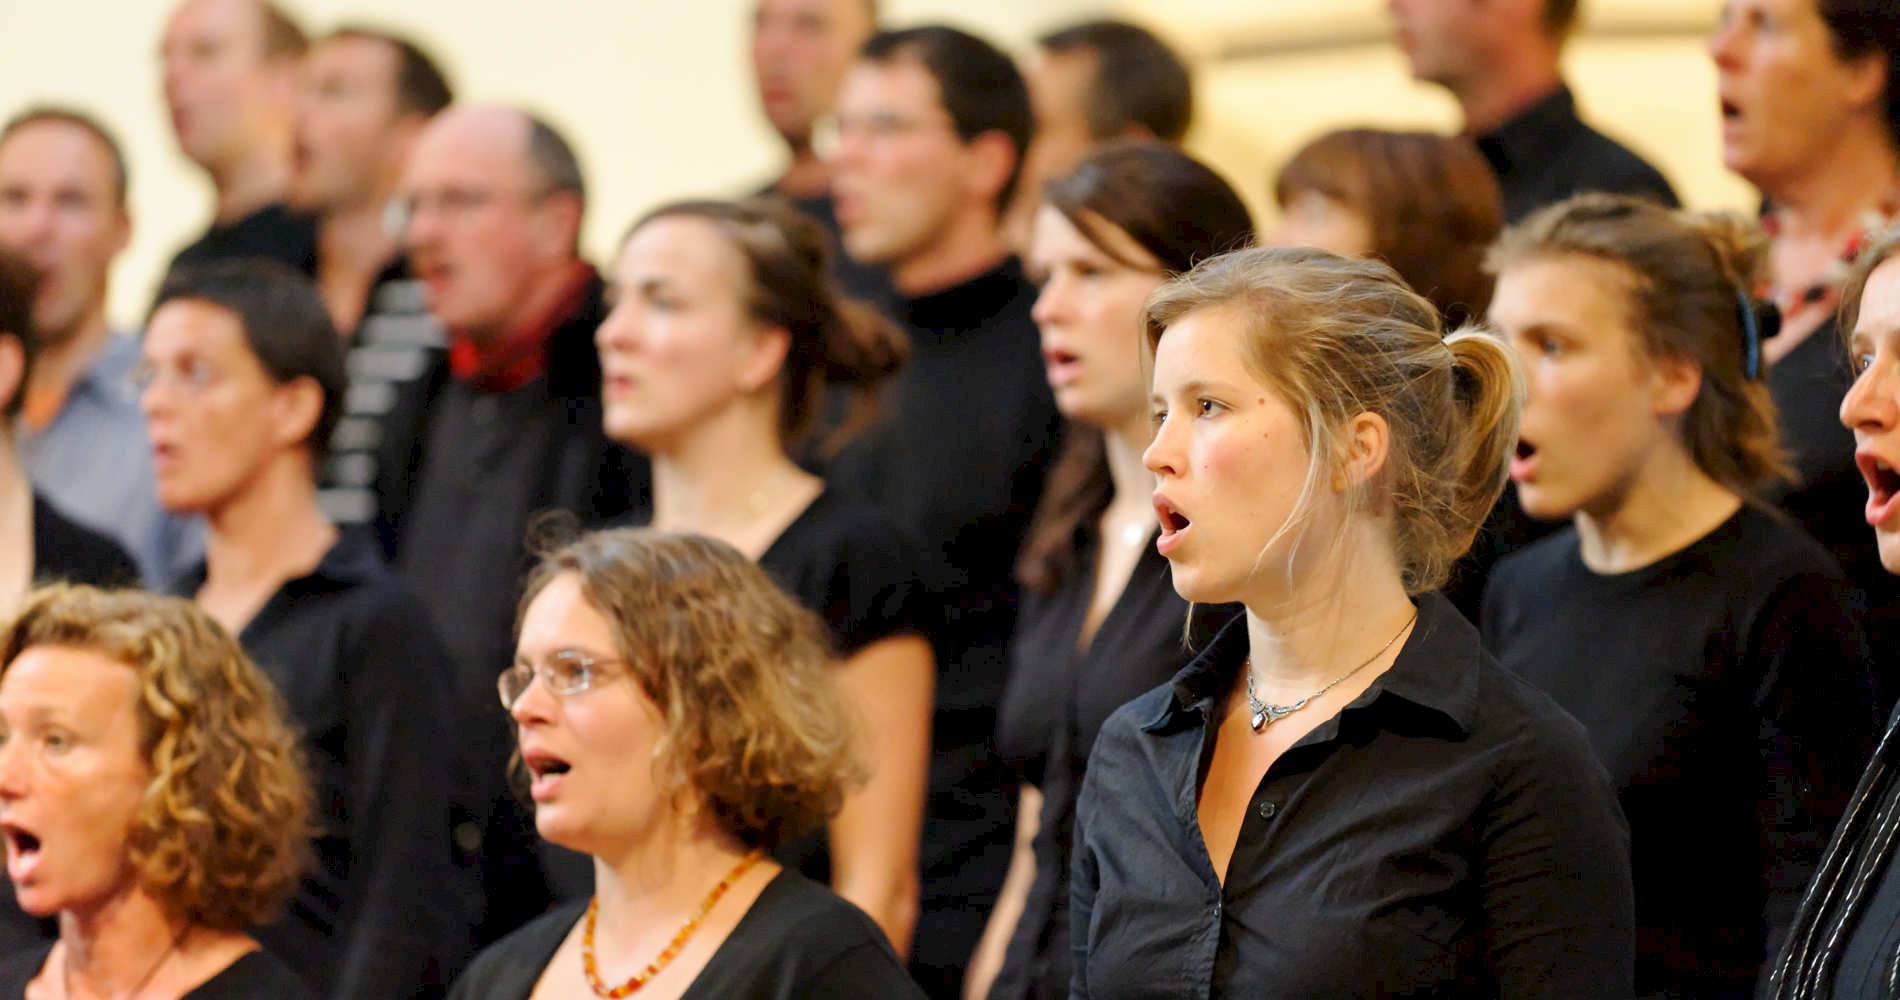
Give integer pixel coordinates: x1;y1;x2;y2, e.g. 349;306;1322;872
1244;609;1418;732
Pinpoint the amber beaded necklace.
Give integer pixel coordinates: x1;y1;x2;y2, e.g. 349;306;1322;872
581;848;765;997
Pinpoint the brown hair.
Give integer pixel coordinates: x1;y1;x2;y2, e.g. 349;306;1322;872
1487;192;1792;496
1841;221;1900;335
1017;142;1254;593
0;107;129;208
626;197;908;457
1143;246;1523;594
516;528;863;852
1274;128;1503;329
0;585;312;932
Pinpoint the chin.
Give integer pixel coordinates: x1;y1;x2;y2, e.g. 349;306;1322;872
1878;533;1900;576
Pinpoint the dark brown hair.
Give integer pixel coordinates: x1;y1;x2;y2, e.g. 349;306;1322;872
1275;128;1503;329
625;197;907;457
0;250;37;421
1841;222;1900;335
1487;192;1792;496
1817;0;1900;152
1037;19;1193;143
516;528;862;851
326;25;455;117
1017;142;1254;593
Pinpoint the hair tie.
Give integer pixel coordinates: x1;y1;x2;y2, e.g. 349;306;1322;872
1735;291;1780;381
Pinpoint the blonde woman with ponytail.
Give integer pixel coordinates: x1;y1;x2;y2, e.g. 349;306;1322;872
590;197;933;956
1068;245;1634;998
1482;193;1880;997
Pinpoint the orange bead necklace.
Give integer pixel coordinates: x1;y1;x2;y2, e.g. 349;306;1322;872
581;848;765;997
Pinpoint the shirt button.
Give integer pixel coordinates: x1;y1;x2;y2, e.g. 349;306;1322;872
1258;801;1277;819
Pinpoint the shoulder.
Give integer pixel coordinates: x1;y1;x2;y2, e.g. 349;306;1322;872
31;494;139;587
777;489;926;573
190;949;319;1000
1465;652;1620;807
1483;525;1581;610
1082;682;1177;783
714;871;920;993
453;903;584;998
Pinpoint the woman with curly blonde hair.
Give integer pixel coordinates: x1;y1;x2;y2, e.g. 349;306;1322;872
450;528;924;999
0;584;313;999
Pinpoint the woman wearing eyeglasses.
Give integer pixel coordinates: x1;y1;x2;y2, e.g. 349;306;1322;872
137;260;468;998
452;528;924;999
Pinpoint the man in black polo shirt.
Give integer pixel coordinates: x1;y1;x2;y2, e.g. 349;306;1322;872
159;0;316;273
390;104;646;942
1387;0;1678;221
828;25;1059;998
288;26;454;530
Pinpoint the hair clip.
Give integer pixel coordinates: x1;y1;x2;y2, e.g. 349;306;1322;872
1735;292;1780;381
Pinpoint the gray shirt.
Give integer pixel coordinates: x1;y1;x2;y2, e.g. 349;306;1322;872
20;333;201;585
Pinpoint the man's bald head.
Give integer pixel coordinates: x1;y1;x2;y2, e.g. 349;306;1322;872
401;106;588;340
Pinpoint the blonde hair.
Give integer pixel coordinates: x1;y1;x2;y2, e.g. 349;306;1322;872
517;527;863;851
1142;245;1523;594
1486;193;1792;495
0;585;312;932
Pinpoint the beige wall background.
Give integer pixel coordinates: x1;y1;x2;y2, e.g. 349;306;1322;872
0;0;1755;330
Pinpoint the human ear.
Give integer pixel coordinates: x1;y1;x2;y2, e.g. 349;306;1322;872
1332;410;1392;493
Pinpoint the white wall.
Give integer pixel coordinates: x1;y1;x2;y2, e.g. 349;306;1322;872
0;0;1099;329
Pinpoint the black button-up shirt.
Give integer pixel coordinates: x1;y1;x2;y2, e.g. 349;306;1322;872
1475;82;1680;222
1070;593;1635;998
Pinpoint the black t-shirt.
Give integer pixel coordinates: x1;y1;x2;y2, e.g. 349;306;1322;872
1482;504;1879;997
165;202;318;277
0;946;316;1000
989;533;1234;1000
824;257;1060;986
174;530;469;997
31;493;138;588
758;486;931;657
1072;594;1635;999
1474;83;1680;222
447;869;925;999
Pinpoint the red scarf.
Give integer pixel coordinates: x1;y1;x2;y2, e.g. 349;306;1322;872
447;261;594;393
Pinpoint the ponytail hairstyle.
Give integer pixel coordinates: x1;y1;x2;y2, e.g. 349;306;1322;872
1017;142;1255;593
1486;193;1792;497
1142;246;1522;595
624;197;908;457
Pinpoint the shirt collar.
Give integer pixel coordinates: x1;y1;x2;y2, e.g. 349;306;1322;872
1474;82;1579;179
172;525;385;598
1145;592;1481;737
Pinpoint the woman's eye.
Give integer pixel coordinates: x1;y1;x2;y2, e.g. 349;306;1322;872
1151;408;1169;426
41;732;68;752
1855;353;1876;375
1197;398;1219;416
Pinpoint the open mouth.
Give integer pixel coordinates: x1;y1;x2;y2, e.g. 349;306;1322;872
1860;453;1900;509
3;822;43;880
524;752;571;779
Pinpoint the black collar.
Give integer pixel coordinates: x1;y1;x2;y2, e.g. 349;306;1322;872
1474;82;1581;178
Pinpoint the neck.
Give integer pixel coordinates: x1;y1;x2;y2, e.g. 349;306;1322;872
1573;446;1741;574
202;457;336;589
591;817;755;931
208;141;292;225
29;307;113;402
647;405;812;551
58;888;184;997
1762;127;1900;243
1103;413;1155;517
1456;58;1563;136
1242;522;1416;695
891;211;1008;298
317;201;402;336
773;142;830;201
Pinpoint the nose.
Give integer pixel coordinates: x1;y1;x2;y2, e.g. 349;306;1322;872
0;734;27;803
1842;352;1898;436
1143;409;1182;478
1708;8;1740;65
1030;272;1070;331
595;301;635;353
507;668;558;728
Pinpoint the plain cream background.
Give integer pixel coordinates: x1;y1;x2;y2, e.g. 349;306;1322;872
0;0;1753;329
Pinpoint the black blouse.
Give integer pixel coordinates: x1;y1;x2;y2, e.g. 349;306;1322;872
990;533;1233;999
758;486;931;656
1483;504;1879;997
0;946;316;1000
1071;594;1634;999
447;869;925;999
